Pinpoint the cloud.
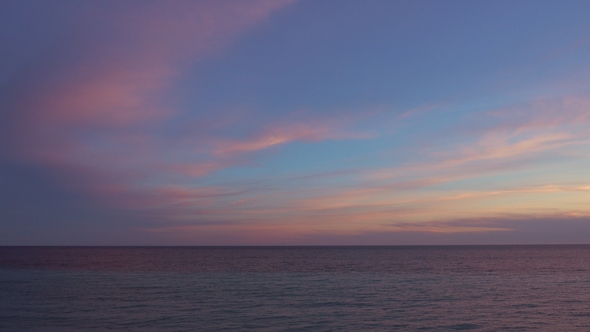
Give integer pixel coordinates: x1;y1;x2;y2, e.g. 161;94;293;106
2;0;386;226
2;2;589;245
1;1;297;212
371;95;590;181
182;94;589;237
212;118;368;155
138;93;590;239
137;213;590;245
398;102;446;119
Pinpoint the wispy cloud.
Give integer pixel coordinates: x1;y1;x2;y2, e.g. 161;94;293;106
2;1;590;245
213;118;371;155
179;94;590;237
1;1;297;209
141;213;590;246
372;95;590;180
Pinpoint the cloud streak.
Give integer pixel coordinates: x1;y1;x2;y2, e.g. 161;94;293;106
1;1;301;209
2;1;590;244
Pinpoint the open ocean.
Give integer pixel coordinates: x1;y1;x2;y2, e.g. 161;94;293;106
1;246;590;331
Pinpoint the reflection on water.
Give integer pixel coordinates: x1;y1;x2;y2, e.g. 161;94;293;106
1;246;590;331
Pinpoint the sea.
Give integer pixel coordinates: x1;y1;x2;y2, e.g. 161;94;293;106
1;246;590;331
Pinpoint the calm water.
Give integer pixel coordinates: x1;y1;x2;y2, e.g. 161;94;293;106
1;246;590;331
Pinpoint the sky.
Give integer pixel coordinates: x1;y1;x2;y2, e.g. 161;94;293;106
1;0;590;245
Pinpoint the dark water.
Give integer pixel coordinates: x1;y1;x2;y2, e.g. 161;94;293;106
1;246;590;331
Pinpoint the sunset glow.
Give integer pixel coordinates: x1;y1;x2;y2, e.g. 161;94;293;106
2;0;590;245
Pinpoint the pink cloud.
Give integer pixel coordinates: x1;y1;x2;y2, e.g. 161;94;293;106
3;1;296;214
140;197;590;244
371;95;590;181
4;1;588;243
39;68;173;127
220;95;588;233
212;120;360;155
167;162;222;177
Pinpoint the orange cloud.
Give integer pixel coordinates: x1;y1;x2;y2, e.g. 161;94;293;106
371;95;590;182
213;122;343;154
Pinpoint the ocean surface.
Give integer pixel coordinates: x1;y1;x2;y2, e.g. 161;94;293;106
1;246;590;331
